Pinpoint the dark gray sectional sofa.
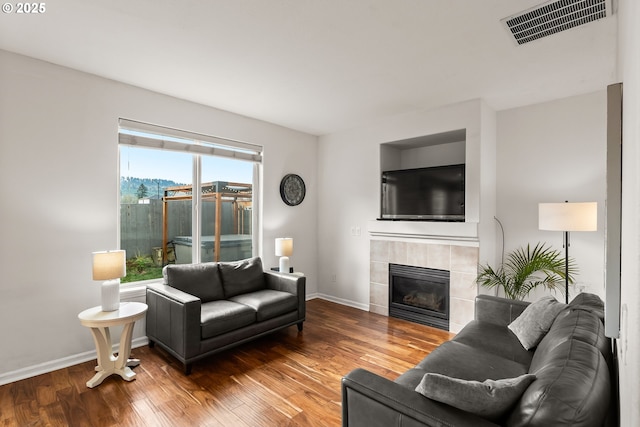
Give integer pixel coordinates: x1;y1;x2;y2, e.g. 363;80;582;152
342;293;615;427
145;257;305;374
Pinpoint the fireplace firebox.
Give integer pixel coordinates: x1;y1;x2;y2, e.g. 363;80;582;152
388;263;450;330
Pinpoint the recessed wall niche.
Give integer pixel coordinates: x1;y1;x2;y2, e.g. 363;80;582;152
380;129;466;172
379;129;467;222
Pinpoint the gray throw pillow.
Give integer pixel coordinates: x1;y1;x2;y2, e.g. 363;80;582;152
415;373;536;421
508;295;566;350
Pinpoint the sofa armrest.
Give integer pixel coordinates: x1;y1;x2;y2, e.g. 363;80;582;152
342;369;499;427
475;294;529;327
264;271;306;320
148;283;200;305
146;283;202;360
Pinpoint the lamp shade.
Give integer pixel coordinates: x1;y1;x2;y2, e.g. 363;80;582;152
275;238;293;257
539;202;597;231
92;250;126;281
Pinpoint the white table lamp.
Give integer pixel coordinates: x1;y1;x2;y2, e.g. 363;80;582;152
539;201;597;303
275;238;293;274
92;250;126;311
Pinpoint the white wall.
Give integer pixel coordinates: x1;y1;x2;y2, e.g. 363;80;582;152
398;141;466;169
317;90;608;312
0;50;318;381
496;91;607;301
317;100;495;308
617;0;640;424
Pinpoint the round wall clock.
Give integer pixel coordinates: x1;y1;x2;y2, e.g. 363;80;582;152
280;174;306;206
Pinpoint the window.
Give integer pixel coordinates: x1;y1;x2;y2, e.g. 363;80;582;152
118;119;262;284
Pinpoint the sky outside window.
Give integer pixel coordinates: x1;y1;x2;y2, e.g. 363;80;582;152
120;145;252;184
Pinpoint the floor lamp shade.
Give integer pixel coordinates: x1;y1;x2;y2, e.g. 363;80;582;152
538;202;597;303
275;238;293;273
538;202;598;232
92;250;126;311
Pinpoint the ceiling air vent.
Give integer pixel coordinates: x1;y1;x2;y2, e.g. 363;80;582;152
501;0;612;45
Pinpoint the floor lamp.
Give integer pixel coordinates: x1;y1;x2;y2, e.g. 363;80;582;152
538;202;597;303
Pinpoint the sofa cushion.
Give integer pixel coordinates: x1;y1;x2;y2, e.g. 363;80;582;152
163;262;224;303
569;292;605;320
453;320;534;367
219;257;266;298
508;296;566;350
415;373;536;421
408;341;529;384
201;300;256;339
507;339;611;427
229;289;298;322
533;308;609;367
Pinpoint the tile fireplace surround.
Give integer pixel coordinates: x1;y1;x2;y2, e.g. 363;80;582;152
370;239;479;333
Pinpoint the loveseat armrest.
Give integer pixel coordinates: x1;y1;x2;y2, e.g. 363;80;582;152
475;294;529;327
264;271;306;319
264;271;304;295
342;369;498;427
148;283;201;305
145;283;202;363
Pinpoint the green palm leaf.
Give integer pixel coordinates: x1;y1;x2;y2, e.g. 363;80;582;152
476;242;577;301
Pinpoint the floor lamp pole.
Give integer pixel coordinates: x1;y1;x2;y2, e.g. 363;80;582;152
564;230;570;304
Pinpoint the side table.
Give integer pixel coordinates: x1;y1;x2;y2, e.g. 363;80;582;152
78;301;148;388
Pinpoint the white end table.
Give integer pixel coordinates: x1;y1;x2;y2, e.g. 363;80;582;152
78;301;148;388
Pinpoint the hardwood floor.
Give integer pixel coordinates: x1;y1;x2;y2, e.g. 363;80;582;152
0;299;454;427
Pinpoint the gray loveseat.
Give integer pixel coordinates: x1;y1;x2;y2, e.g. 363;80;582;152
342;293;615;427
146;256;305;374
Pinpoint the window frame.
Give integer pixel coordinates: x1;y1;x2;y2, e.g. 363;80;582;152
117;119;263;286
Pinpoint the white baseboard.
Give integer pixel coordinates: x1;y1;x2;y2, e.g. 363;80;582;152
0;336;149;386
314;293;369;311
305;292;319;300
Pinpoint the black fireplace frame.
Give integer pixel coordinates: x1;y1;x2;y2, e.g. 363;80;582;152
388;263;450;330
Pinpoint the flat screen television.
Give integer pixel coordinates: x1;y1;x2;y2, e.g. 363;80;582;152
380;164;465;221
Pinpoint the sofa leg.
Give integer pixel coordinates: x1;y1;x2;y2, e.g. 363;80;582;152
184;363;192;375
297;322;303;332
148;340;155;348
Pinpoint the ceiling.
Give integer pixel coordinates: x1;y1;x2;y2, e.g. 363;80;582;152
0;0;618;135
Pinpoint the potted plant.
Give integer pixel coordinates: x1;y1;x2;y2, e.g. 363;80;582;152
476;242;576;301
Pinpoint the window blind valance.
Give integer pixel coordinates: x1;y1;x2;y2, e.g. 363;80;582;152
118;118;263;163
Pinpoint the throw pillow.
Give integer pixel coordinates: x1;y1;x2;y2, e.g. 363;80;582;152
415;373;536;421
508;295;566;350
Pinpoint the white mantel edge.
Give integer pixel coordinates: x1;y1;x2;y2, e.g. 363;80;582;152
367;220;479;245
